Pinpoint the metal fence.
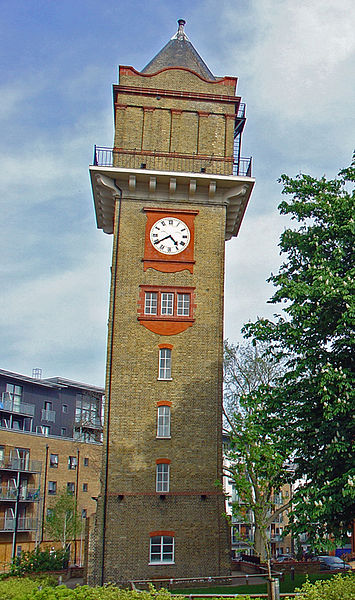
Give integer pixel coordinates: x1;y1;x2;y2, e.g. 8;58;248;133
93;147;252;178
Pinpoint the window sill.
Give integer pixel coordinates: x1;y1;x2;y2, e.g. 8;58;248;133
157;378;172;381
156;436;171;440
149;561;175;566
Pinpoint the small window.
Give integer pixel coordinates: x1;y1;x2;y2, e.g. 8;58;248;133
156;463;169;493
68;456;77;470
144;292;158;315
48;481;57;495
177;293;190;316
50;454;58;468
62;404;68;414
159;348;172;380
42;426;50;436
150;535;174;564
67;482;75;495
44;401;52;411
82;483;88;492
83;457;89;467
61;428;67;437
161;293;174;315
157;405;171;438
81;509;87;519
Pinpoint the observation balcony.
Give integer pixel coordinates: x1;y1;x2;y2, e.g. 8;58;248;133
0;393;35;417
93;146;252;178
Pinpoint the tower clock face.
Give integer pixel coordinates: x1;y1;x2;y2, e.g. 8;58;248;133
150;217;191;255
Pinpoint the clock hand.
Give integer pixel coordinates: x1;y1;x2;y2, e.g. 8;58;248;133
154;234;170;244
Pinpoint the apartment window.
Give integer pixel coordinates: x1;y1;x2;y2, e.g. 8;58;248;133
37;425;50;436
83;457;89;467
61;428;67;437
49;454;58;468
177;293;190;316
67;482;75;495
48;481;57;495
149;534;174;564
5;384;23;409
81;509;87;519
144;292;158;315
156;462;170;493
75;395;100;426
82;483;88;492
157;405;171;438
159;348;172;380
44;401;52;411
161;293;174;315
68;456;77;470
62;404;68;414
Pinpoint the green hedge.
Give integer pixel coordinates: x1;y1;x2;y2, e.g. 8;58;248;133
0;574;353;600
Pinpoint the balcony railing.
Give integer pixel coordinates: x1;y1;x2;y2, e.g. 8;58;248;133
0;487;40;501
41;409;56;422
0;393;35;417
93;146;252;178
0;517;38;532
74;415;103;430
0;459;41;473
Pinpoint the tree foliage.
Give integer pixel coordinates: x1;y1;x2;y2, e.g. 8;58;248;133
45;490;82;550
224;341;291;565
244;157;355;548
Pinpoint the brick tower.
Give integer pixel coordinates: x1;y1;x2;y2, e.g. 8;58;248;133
87;20;254;585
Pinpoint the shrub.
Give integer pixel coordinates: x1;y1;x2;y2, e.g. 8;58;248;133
9;547;68;576
0;575;56;600
285;573;355;600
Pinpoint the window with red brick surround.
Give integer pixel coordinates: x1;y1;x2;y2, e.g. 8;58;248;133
138;285;196;335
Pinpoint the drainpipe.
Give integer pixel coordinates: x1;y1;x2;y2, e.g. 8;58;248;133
100;182;122;586
74;448;80;564
11;470;21;560
40;444;49;544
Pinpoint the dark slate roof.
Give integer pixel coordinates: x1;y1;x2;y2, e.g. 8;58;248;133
141;19;216;81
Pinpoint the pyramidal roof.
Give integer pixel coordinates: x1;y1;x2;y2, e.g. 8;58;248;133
141;19;216;81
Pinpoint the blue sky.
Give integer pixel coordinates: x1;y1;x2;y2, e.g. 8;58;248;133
1;0;354;387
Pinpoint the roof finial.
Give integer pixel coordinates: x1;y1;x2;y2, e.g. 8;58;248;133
177;19;186;40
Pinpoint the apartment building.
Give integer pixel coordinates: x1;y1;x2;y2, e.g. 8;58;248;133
0;369;104;566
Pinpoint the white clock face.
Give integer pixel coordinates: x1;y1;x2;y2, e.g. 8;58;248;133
150;217;191;255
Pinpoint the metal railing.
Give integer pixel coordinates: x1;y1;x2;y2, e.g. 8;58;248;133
41;409;56;422
0;517;38;532
0;459;41;473
0;394;35;417
0;487;40;501
93;146;252;178
74;415;103;429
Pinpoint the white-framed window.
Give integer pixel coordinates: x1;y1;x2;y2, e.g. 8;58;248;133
177;293;190;316
159;348;172;380
149;535;174;564
48;481;57;495
62;404;68;414
157;405;171;438
6;384;23;410
67;482;75;495
68;456;77;470
144;292;158;315
156;463;169;493
161;293;174;315
50;454;58;468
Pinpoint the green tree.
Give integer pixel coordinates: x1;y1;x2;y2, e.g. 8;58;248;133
244;157;355;549
224;341;292;570
45;490;82;551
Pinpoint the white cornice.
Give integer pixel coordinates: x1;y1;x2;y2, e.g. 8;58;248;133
89;165;254;239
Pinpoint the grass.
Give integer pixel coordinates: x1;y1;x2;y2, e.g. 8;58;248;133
171;572;337;595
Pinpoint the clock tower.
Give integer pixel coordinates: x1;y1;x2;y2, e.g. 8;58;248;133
87;20;254;585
